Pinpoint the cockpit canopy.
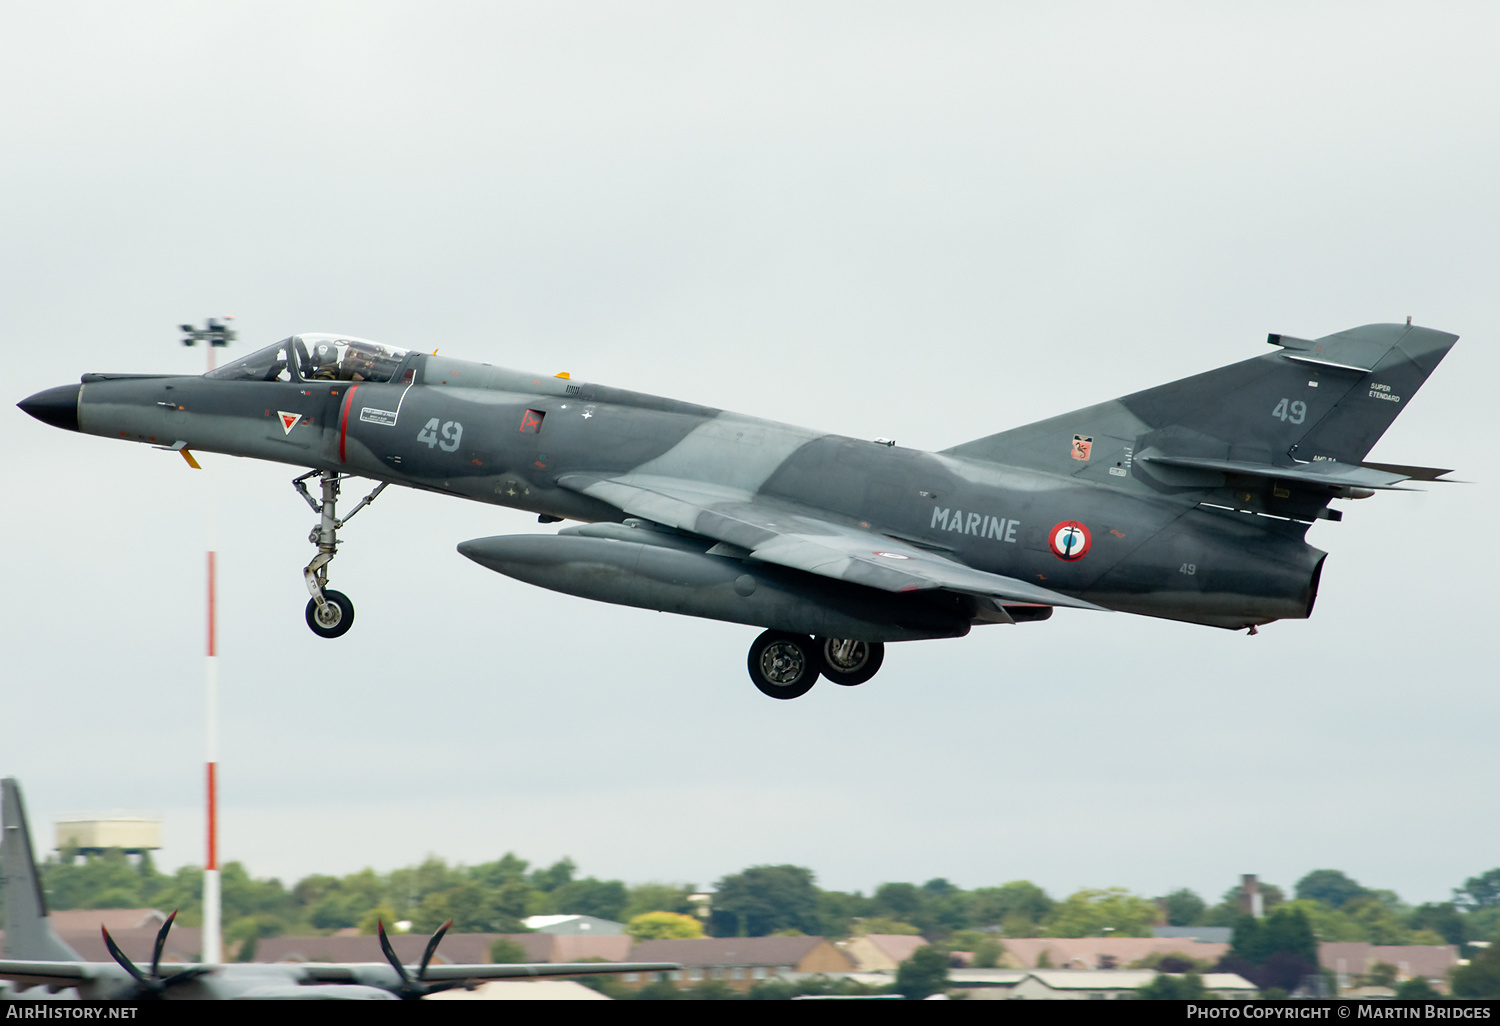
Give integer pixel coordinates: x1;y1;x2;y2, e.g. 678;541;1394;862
206;334;411;384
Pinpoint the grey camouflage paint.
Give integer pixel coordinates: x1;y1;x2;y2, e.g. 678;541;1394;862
21;322;1459;639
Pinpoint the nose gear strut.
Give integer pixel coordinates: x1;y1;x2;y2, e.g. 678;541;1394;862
293;470;387;638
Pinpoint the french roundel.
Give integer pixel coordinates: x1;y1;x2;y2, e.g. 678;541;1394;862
1049;521;1092;561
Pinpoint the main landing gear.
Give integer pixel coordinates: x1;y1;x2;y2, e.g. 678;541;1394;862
293;470;387;639
746;630;885;700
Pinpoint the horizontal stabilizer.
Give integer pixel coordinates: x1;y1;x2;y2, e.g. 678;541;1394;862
1139;456;1416;490
1359;461;1457;482
1266;330;1388;372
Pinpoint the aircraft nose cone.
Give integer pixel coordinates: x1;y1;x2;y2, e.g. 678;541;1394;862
18;384;81;432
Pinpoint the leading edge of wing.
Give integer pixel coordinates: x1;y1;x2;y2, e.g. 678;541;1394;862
0;960;99;988
294;961;681;985
557;473;1105;612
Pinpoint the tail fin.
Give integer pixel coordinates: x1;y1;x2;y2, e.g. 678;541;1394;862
2;778;81;961
944;323;1458;474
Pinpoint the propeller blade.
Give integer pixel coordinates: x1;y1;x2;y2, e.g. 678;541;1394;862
417;919;452;981
377;921;411;985
150;910;178;976
101;926;150;985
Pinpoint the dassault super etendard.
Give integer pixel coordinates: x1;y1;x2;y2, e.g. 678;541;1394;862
20;323;1458;699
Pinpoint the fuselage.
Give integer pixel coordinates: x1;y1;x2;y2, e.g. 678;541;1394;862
44;342;1324;630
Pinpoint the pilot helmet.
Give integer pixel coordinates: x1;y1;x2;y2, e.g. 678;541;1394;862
312;342;339;368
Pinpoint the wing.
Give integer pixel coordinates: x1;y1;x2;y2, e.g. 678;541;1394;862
295;961;681;988
0;960;107;990
557;472;1103;612
415;961;679;983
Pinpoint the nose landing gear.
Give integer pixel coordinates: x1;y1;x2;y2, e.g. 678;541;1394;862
293;470;387;639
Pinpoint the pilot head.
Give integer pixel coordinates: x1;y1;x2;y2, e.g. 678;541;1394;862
310;342;340;378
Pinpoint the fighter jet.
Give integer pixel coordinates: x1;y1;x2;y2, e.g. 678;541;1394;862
18;322;1457;699
0;779;676;1000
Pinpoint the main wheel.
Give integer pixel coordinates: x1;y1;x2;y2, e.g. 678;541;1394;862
747;630;822;700
305;589;355;639
817;638;884;686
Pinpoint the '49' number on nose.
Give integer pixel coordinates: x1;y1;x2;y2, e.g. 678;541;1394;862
418;418;463;452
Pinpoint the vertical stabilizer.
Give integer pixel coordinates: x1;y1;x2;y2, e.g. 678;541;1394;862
1;779;81;961
943;324;1458;472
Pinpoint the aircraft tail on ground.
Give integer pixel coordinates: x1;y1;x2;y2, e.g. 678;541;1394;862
944;323;1459;475
1;778;81;961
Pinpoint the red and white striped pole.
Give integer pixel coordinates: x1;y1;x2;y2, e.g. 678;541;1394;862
183;318;233;965
203;544;220;964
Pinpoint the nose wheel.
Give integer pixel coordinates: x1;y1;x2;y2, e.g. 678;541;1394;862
293;470;386;639
306;589;355;638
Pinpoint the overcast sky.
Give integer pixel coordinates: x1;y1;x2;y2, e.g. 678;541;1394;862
4;2;1496;911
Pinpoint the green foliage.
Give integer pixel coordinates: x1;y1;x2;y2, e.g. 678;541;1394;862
968;881;1053;935
1223;906;1319;994
745;976;891;1000
852;916;920;936
813;890;873;938
1043;887;1157;937
972;938;1004;968
1457;869;1500;912
549;877;628;922
947;929;987;951
872;883;926;926
627;911;704;941
1295;869;1368;909
1161;888;1207;927
684;979;740;1000
43;850;150;910
746;979;798;1000
1262;906;1318;965
31;847;1497;968
710;865;822;937
1452;942;1500;998
488;939;529;963
356;903;398;936
1137;972;1207;1000
569;969;630;1000
1230;906;1317;966
1361;962;1399;989
1409;902;1467;946
634;978;684;1000
622;883;698;922
1395;977;1442;1000
894;945;950;999
527;857;576;893
1133;951;1211;972
1469;908;1500;946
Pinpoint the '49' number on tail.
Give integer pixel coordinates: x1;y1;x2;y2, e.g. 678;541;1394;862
418;418;463;452
1272;399;1307;424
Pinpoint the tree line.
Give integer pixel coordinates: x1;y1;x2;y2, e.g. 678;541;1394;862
13;851;1500;965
